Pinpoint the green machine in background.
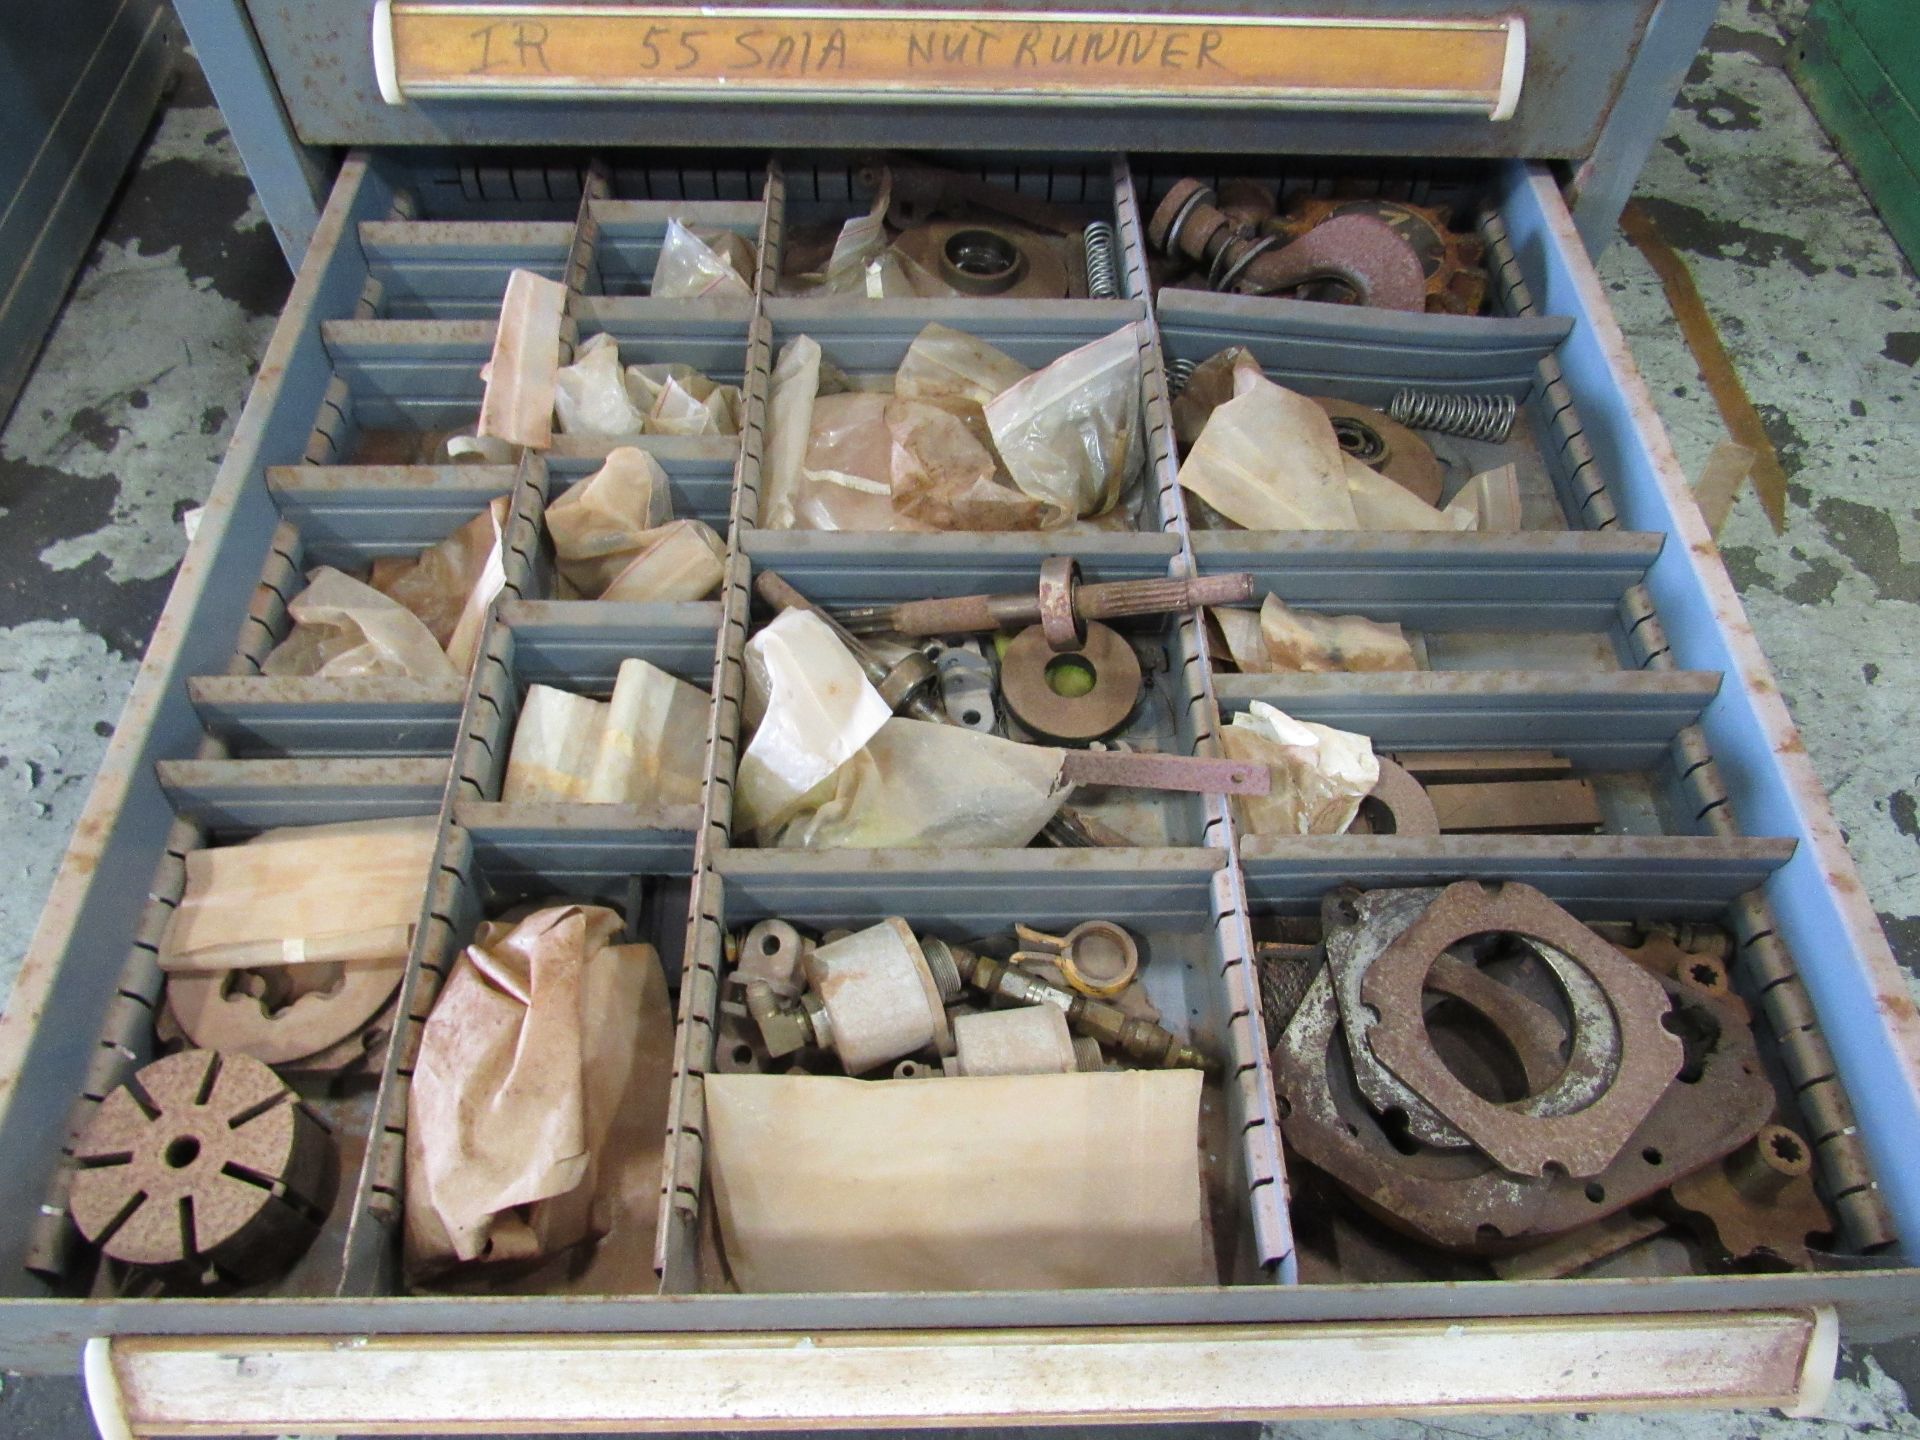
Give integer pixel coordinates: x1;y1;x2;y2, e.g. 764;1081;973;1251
1794;0;1920;272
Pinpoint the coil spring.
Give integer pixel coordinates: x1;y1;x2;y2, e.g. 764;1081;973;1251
1388;388;1518;443
1166;357;1197;396
1083;220;1121;299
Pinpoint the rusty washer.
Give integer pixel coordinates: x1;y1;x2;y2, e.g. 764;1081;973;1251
999;620;1142;744
68;1049;336;1284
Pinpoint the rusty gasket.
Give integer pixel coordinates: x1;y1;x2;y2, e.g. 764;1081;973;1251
1277;963;1773;1253
1322;887;1619;1152
1359;881;1683;1178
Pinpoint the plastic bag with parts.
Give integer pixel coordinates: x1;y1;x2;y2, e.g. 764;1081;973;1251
599;518;727;602
544;448;675;596
735;609;893;839
648;218;755;301
984;323;1144;524
554;332;646;439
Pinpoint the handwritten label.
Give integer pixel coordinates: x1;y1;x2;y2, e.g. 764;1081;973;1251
381;6;1520;113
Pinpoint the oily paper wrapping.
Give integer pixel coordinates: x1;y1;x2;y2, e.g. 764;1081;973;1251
159;815;437;972
405;905;672;1287
262;566;458;682
705;1070;1211;1292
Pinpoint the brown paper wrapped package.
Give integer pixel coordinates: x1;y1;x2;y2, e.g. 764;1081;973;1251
369;495;510;672
705;1069;1211;1292
405;904;672;1287
158;815;437;972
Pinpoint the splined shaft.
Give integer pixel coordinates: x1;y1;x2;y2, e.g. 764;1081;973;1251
837;570;1255;639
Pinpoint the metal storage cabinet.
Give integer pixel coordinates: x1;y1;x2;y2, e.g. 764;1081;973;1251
4;1;1919;1431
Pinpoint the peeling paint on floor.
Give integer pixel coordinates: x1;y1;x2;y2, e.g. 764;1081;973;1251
1;2;1919;1430
0;59;285;999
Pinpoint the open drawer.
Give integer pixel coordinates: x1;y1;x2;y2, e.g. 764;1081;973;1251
2;148;1917;1434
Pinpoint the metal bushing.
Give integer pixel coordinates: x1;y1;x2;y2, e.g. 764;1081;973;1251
999;621;1141;744
165;957;406;1067
893;222;1070;299
1037;555;1086;651
804;918;959;1075
1312;397;1446;507
1054;920;1140;999
1359;881;1685;1178
68;1049;336;1284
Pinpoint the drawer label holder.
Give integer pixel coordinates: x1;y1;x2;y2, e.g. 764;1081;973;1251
372;3;1527;119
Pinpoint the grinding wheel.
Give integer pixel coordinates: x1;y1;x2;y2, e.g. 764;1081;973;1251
1312;396;1446;506
68;1049;336;1284
1000;621;1141;743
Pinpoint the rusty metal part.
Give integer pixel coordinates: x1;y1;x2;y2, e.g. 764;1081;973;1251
165;957;406;1068
1351;757;1440;836
1311;397;1445;507
1666;1124;1834;1270
1427;778;1605;834
1237;214;1427;309
936;939;1210;1071
1276;963;1773;1253
804;918;961;1075
1039;807;1135;849
1616;932;1741;1013
1013;919;1140;999
1216;178;1277;231
68;1050;336;1283
1322;887;1620;1152
1489;1209;1671;1281
1256;941;1322;1035
1393;750;1574;783
876;161;1083;237
714;1003;770;1074
836;567;1256;640
1058;748;1268;796
1269;197;1487;315
1000;621;1141;744
736;919;809;997
757;569;1156;849
1038;555;1086;650
1151;180;1427;309
892;222;1071;299
1358;882;1683;1177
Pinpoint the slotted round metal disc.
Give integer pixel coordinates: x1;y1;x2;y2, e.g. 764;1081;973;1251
68;1049;334;1282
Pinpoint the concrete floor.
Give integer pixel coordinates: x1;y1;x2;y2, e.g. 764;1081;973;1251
2;0;1918;1432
